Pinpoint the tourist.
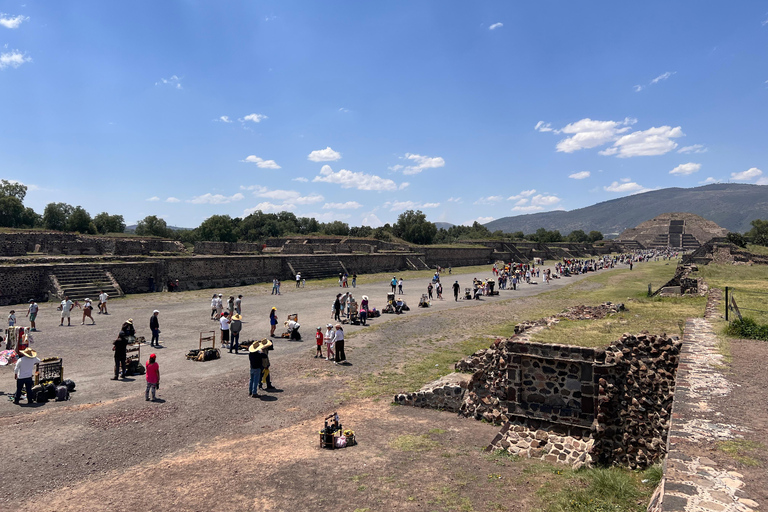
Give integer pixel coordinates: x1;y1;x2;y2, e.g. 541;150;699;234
286;317;301;340
324;323;334;360
8;309;16;327
13;347;40;405
269;307;278;337
220;311;230;347
149;310;160;347
333;294;341;322
453;280;460;301
275;279;281;295
210;294;218;320
82;298;96;325
398;278;403;295
60;295;74;327
315;327;323;358
230;313;242;353
235;295;243;315
352;273;357;288
271;278;279;295
98;290;109;315
338;273;343;287
437;282;443;300
359;306;367;326
216;294;224;319
111;319;134;380
248;341;263;398
145;353;160;401
390;276;397;293
342;273;348;288
227;296;235;317
332;324;346;365
258;340;276;391
26;300;38;332
296;272;301;288
427;282;434;300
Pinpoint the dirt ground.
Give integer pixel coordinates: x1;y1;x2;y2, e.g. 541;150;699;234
0;265;600;511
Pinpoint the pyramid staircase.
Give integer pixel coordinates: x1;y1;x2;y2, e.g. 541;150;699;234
50;265;123;301
286;256;347;280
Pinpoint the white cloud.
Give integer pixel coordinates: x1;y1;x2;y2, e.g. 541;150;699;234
146;196;160;202
313;165;399;191
474;195;504;205
555;117;636;153
155;75;182;89
650;71;676;84
243;202;284;215
422;202;440;208
463;216;494;226
447;197;462;203
512;205;544;212
383;200;439;212
568;171;591;180
250;187;324;205
669;162;701;176
399;182;410;190
763;17;768;26
514;199;528;206
757;177;768;185
700;177;720;184
292;177;309;182
401;153;445;175
489;22;503;30
338;107;350;113
508;189;537;201
0;50;30;69
323;201;362;210
188;193;245;205
599;125;684;157
604;181;650;194
633;85;644;93
218;116;232;123
530;194;560;206
0;14;28;29
307;146;342;162
240;113;267;123
534;121;553;132
731;167;763;182
361;213;382;227
510;193;561;212
388;164;404;172
678;144;707;154
165;197;181;203
242;155;281;169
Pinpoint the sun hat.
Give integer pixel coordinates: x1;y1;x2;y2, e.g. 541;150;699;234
335;324;342;329
249;338;273;352
361;295;368;301
326;323;333;328
126;318;133;324
232;313;242;321
29;299;34;303
153;309;159;314
20;348;37;358
218;294;223;297
271;306;276;310
85;298;90;302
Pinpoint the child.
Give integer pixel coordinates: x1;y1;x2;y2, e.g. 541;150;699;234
315;326;323;358
8;310;16;327
145;353;160;401
324;323;334;361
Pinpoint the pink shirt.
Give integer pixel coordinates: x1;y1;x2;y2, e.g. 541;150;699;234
145;361;160;384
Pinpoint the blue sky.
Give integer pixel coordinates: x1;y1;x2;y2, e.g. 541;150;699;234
1;1;767;229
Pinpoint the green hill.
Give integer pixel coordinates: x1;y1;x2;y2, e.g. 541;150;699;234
484;184;768;235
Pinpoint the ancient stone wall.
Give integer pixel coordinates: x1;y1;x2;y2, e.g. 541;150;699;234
421;246;494;267
0;265;53;304
0;234;29;256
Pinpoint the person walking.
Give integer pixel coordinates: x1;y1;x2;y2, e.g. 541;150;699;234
82;298;96;325
229;313;242;353
271;278;279;295
452;280;460;301
390;276;397;293
227;296;235;317
333;294;341;322
296;272;301;288
13;347;40;405
219;311;230;348
210;294;218;320
324;323;334;361
111;319;134;380
269;307;278;337
235;295;243;315
149;310;160;347
398;278;403;295
332;324;346;365
145;353;160;401
60;296;74;326
436;282;443;300
8;310;16;327
98;290;109;315
216;294;224;319
351;273;357;288
276;279;281;295
427;282;434;300
248;342;263;398
26;300;38;332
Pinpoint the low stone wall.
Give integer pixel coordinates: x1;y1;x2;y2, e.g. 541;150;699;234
421;246;494;267
393;373;470;413
487;420;595;469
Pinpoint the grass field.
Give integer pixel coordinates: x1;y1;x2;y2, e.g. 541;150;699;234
695;264;768;325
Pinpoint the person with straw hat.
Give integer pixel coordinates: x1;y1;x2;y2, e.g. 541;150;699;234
111;319;134;380
229;313;243;354
248;339;271;397
13;347;40;405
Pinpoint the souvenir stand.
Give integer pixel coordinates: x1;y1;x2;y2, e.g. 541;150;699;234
186;331;220;361
319;412;356;450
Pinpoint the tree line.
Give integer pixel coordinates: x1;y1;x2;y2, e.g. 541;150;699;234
1;180;606;245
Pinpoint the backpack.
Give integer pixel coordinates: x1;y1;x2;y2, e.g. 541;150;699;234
31;384;47;403
63;379;76;392
55;385;70;401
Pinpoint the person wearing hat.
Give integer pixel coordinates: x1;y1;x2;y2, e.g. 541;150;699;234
111;319;134;380
82;298;96;325
229;313;243;354
452;280;460;301
13;347;40;405
256;339;276;391
315;326;324;358
248;339;270;397
324;324;334;360
59;295;74;327
219;311;230;348
149;310;160;347
145;353;160;401
216;294;224;320
26;299;39;332
269;307;277;337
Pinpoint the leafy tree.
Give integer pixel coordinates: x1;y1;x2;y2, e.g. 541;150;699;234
726;232;747;248
747;219;768;246
0;180;39;228
66;206;96;233
565;229;588;243
509;231;525;240
588;230;604;243
0;196;25;228
297;216;321;235
0;179;27;201
93;212;126;234
197;215;239;242
321;220;350;236
135;215;172;238
529;228;563;243
392;210;437;245
237;211;281;241
349;225;373;238
373;225;393;241
42;202;74;231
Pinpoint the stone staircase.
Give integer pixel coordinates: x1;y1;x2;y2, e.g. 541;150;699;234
50;265;123;301
286;256;347;280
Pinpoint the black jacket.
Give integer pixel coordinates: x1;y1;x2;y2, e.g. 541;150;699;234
249;351;264;370
150;315;159;330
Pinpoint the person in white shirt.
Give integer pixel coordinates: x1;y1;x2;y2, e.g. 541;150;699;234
216;294;224;319
98;291;109;315
210;294;218;320
332;324;346;364
14;347;41;404
60;296;74;326
219;311;230;348
82;298;96;325
324;324;334;360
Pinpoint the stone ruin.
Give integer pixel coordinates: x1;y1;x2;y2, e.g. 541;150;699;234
394;304;681;470
616;212;728;250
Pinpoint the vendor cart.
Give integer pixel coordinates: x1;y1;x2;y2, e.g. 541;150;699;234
35;357;63;385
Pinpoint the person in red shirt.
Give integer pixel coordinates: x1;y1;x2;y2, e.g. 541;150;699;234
145;354;160;401
315;326;323;358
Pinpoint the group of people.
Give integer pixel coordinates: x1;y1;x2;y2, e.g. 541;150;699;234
315;323;346;364
338;272;357;288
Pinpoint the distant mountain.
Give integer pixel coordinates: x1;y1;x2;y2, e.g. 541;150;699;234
435;222;455;230
484;184;768;235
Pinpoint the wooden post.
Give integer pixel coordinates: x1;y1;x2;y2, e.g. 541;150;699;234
725;287;729;321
